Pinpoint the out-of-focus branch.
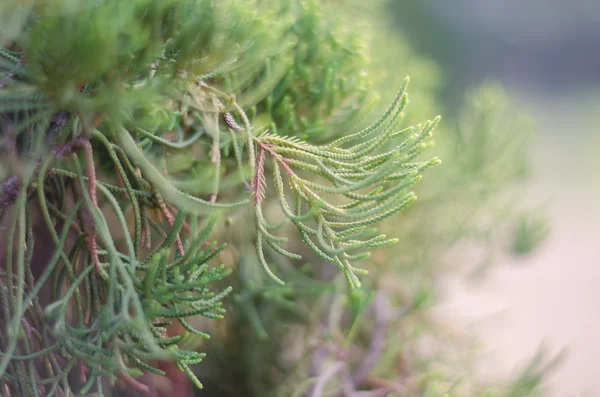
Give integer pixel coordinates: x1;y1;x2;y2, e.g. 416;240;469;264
352;293;394;386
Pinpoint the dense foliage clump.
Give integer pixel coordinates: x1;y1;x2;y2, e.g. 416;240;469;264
0;1;553;396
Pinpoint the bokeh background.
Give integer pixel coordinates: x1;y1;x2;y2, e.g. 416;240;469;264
387;1;599;396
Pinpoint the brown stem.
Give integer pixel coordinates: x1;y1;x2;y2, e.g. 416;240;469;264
53;137;100;269
256;140;294;176
119;372;150;393
78;360;88;384
250;148;266;205
168;206;191;236
155;194;184;257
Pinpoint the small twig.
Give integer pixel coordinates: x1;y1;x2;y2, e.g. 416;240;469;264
256;140;294;176
154;193;185;257
3;382;12;397
53;137;100;269
250;148;266;205
167;205;191;236
140;222;152;249
78;360;88;384
119;372;150;393
82;140;100;270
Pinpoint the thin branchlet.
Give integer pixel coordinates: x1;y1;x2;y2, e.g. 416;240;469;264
251;82;440;288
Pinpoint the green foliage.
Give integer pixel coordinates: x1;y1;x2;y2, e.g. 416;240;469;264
252;80;441;288
0;0;553;397
0;0;442;395
510;212;549;256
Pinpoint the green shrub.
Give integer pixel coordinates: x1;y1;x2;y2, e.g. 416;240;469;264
0;1;553;396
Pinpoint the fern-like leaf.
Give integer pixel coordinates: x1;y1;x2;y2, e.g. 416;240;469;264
252;79;441;288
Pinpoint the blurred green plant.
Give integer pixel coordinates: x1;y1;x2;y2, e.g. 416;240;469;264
0;0;554;397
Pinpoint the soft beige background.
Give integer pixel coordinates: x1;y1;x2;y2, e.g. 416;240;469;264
438;89;600;397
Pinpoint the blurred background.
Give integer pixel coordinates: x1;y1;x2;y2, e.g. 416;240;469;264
386;1;599;396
